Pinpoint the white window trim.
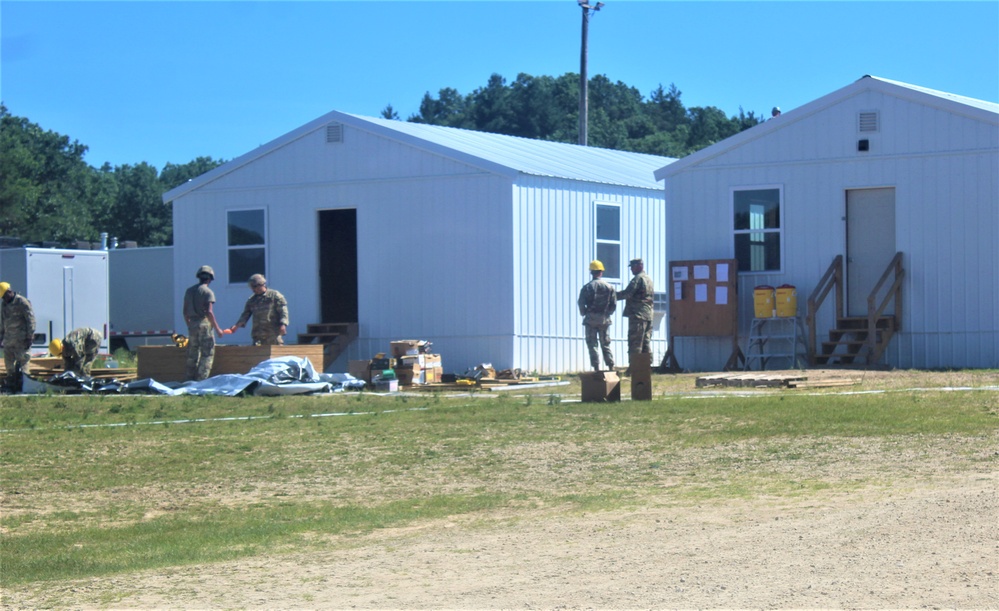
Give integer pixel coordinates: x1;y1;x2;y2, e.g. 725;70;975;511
594;201;622;283
226;207;268;285
731;185;784;274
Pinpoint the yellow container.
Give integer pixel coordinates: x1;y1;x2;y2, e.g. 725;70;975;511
753;286;775;318
776;284;798;317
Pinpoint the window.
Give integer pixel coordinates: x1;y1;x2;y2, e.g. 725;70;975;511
733;187;781;272
227;209;266;284
595;202;621;280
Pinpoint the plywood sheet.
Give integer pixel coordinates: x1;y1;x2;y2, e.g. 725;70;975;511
137;344;325;383
668;259;739;337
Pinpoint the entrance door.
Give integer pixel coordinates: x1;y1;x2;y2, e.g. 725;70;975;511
846;188;896;316
318;209;358;323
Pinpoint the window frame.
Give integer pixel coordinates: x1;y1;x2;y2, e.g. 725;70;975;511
226;208;268;285
593;201;622;282
731;185;784;274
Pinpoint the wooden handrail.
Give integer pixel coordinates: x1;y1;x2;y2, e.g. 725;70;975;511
806;255;843;365
865;252;904;362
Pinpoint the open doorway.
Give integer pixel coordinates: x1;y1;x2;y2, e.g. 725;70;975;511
318;209;358;323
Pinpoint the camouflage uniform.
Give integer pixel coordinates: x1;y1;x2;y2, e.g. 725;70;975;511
183;283;217;381
617;269;655;355
1;292;36;391
63;327;103;377
236;288;289;346
578;277;617;371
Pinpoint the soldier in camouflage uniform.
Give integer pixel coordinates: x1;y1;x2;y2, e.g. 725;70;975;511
228;274;289;346
0;281;36;393
617;258;655;356
577;260;617;371
182;266;225;381
55;327;104;377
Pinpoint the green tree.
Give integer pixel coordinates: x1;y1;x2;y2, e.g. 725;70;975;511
380;105;400;120
159;156;225;192
105;163;169;246
468;73;517;134
394;72;762;155
0;104;95;243
410;87;469;127
647;83;687;134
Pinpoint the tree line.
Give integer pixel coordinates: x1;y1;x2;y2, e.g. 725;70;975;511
1;73;761;247
388;73;761;157
0;104;224;248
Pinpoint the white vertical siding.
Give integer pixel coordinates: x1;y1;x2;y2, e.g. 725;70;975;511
665;88;998;370
173;124;516;374
173;120;676;375
513;177;667;373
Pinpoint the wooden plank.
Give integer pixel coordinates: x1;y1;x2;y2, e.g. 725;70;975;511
788;378;861;389
137;344;325;383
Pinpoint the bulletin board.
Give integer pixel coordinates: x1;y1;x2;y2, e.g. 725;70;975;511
660;258;744;372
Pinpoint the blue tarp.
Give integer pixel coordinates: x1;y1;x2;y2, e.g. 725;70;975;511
21;356;367;396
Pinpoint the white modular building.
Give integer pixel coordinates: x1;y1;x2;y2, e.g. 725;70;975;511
0;247;110;352
163;112;673;374
654;76;998;370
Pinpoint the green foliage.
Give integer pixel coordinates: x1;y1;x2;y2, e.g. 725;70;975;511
0;104;224;247
405;72;762;156
0;104;93;243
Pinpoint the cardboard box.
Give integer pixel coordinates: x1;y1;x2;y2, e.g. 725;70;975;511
397;354;424;372
629;353;653;401
395;368;425;386
580;371;621;403
390;340;422;358
348;359;372;383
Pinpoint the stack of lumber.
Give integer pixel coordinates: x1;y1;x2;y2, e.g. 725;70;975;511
696;371;861;389
137;344;325;383
0;357;138;382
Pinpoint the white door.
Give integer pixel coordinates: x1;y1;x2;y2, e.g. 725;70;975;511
846;188;896;316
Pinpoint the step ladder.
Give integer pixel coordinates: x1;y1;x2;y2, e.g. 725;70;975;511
745;316;808;371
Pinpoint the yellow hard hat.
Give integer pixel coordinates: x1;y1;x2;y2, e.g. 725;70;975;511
589;260;605;272
49;338;63;356
0;281;9;295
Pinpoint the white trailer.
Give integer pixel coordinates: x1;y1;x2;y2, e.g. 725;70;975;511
108;246;175;351
0;247;110;352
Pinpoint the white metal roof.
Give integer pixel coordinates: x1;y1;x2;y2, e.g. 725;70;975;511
164;111;675;202
654;75;999;180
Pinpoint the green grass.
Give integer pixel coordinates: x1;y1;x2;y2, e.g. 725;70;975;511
2;383;997;586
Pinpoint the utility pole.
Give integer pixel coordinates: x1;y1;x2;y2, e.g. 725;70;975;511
578;1;604;146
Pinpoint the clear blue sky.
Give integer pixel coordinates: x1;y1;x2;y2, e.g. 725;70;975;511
3;1;997;170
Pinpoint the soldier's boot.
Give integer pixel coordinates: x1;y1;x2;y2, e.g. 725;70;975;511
8;366;23;393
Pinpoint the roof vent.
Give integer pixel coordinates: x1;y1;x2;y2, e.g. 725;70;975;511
858;111;879;133
326;123;344;144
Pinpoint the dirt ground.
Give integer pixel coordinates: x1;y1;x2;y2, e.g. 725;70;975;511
3;370;998;610
6;474;995;610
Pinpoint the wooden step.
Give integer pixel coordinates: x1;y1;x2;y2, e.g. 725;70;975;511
835;315;895;330
295;322;358;366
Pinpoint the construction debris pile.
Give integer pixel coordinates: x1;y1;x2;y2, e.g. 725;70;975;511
349;340;443;391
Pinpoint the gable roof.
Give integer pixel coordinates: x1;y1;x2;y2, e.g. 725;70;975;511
654;75;999;181
164;110;675;202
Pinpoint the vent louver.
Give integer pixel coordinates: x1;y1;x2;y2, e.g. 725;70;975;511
858;111;879;133
326;124;343;143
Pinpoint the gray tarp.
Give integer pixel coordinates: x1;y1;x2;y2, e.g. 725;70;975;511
21;356;367;396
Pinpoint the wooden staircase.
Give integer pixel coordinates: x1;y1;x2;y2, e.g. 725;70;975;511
806;252;904;367
296;322;358;368
814;314;898;365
